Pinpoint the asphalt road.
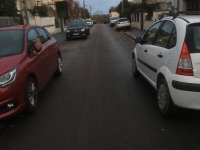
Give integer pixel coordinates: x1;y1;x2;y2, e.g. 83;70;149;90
1;24;200;150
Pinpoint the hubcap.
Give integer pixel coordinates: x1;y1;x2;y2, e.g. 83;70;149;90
58;57;62;72
28;82;37;106
158;84;167;109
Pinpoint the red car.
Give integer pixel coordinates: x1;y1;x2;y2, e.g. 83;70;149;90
0;25;62;120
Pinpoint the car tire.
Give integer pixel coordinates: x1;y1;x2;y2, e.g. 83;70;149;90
25;77;38;113
157;78;174;116
84;35;87;39
132;54;140;77
55;54;62;76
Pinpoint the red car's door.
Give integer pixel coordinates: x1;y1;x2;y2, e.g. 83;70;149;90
27;28;48;89
35;27;57;78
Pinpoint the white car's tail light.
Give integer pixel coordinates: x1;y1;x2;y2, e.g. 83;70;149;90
176;42;193;76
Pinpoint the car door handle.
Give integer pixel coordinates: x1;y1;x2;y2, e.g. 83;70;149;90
144;49;148;53
157;54;163;58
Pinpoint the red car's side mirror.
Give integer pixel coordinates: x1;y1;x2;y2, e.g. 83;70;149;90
34;43;42;52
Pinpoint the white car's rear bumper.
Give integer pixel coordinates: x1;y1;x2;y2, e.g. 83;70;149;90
166;74;200;109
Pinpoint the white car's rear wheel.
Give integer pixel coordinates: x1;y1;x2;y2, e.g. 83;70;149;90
157;78;174;116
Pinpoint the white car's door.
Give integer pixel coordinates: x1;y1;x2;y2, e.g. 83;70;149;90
145;21;176;85
136;21;163;77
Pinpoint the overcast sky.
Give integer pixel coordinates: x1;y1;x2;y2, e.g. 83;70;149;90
79;0;122;15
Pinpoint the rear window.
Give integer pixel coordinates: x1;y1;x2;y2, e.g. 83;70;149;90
111;17;118;20
185;23;200;53
119;19;128;22
0;30;23;57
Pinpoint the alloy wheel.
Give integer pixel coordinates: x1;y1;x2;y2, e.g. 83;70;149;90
158;84;167;110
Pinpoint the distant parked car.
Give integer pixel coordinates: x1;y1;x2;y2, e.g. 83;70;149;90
110;16;119;27
93;20;97;24
132;11;200;116
115;18;131;31
85;19;93;27
0;25;62;120
66;20;88;40
104;19;109;24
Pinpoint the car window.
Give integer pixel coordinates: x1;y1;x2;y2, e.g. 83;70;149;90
186;23;200;53
155;21;175;48
36;27;49;44
68;21;84;27
0;30;23;57
28;28;41;54
44;28;51;39
168;27;177;49
143;21;162;44
119;19;128;22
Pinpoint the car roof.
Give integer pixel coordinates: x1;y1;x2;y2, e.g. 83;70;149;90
0;25;41;31
177;15;200;23
160;11;200;23
162;15;200;23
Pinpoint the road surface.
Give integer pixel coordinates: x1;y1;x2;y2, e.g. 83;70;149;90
1;24;200;150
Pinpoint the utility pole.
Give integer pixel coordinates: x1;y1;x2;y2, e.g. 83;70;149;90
177;0;179;12
122;0;124;17
83;0;86;19
21;0;29;25
90;6;91;16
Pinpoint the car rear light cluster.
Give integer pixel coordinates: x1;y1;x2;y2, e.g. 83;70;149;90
176;42;193;76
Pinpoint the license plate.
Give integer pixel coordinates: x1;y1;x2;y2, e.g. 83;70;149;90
73;33;79;35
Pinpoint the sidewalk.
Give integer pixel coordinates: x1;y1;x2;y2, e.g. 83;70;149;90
122;28;146;40
52;32;66;45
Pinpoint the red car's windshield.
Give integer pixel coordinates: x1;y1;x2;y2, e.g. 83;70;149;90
0;30;23;57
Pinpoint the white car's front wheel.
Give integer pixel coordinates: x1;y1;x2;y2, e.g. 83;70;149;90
132;54;140;77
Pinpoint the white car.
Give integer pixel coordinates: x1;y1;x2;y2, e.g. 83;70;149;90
115;18;131;31
132;11;200;116
85;20;92;26
110;17;119;27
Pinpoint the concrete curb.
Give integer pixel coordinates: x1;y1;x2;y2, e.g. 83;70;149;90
58;40;66;46
121;31;136;40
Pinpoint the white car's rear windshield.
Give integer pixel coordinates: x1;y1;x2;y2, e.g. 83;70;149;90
186;23;200;53
119;19;128;22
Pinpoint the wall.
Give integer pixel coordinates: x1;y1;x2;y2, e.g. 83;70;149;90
0;17;20;26
143;20;153;30
132;22;140;28
110;12;119;17
34;16;61;35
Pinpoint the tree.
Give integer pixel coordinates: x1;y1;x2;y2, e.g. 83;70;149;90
0;0;18;16
29;6;48;17
117;0;131;16
81;8;90;19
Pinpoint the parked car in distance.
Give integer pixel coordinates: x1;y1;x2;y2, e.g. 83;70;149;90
93;20;97;24
66;20;88;40
110;16;119;27
85;19;93;27
82;20;90;35
132;11;200;116
115;18;131;31
0;25;62;120
104;19;109;24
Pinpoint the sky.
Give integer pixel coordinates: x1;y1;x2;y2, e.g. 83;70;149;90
78;0;122;15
